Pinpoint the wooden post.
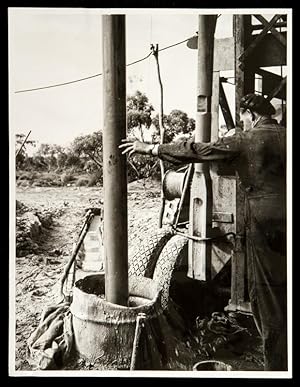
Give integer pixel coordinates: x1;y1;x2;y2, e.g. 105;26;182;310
227;15;254;313
234;14;254;127
211;71;220;142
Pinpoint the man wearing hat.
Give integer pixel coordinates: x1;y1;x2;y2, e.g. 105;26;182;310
120;94;287;371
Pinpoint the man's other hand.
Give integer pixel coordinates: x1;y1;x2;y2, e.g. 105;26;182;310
119;139;154;157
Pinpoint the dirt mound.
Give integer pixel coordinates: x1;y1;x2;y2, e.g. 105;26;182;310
16;200;66;257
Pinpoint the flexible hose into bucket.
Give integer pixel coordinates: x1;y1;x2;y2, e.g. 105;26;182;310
58;210;94;301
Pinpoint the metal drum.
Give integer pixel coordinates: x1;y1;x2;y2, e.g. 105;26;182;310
70;273;163;369
162;168;190;201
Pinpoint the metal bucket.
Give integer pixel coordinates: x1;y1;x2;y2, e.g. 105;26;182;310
193;360;233;371
162;169;189;200
70;273;162;368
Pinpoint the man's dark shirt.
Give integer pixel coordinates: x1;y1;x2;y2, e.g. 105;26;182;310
157;117;286;198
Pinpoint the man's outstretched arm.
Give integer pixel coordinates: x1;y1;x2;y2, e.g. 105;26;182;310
119;136;242;165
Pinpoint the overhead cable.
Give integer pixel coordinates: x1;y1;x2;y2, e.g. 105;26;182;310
14;38;190;94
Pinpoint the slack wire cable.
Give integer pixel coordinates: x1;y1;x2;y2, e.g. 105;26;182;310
14;38;190;94
14;52;153;94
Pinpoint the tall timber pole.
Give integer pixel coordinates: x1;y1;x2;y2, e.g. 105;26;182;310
102;15;128;305
187;15;217;281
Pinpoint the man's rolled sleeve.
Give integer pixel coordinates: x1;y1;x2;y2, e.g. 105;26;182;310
157;135;242;164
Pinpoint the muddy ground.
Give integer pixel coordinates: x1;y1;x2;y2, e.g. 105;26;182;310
13;179;263;372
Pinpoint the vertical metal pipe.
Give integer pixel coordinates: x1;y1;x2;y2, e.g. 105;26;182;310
102;15;128;306
195;15;217;170
188;15;217;281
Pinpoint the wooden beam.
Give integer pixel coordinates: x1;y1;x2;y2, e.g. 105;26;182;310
214;32;287;71
228;15;252;314
256;68;286;100
234;15;254;126
239;15;282;65
251;20;286;31
219;81;235;130
266;76;287;101
254;14;286;46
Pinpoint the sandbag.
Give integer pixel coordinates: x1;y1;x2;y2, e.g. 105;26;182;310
27;302;74;370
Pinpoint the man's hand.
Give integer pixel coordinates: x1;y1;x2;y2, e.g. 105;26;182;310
119;139;155;157
224;126;243;137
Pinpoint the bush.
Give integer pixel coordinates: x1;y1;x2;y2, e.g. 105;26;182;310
127;154;161;182
29;173;61;187
18;180;30;188
88;169;103;187
16;170;64;187
60;172;75;186
76;177;90;187
16;171;38;181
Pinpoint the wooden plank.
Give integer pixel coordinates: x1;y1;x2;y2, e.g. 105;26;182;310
219;81;235;130
226;15;252;314
210;176;236;279
267;76;287;101
214;38;234;71
251;20;286;31
212;212;233;223
227;184;250;311
250;32;287;68
214;32;287;71
211;71;220;141
256;68;286;100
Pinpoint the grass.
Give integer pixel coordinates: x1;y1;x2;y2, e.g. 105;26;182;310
16;169;94;188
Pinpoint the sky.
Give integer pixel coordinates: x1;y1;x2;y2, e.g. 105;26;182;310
8;8;235;150
8;8;290;151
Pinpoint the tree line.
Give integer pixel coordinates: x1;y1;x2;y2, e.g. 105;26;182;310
16;90;195;186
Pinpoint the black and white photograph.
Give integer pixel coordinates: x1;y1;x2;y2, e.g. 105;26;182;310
8;7;292;377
